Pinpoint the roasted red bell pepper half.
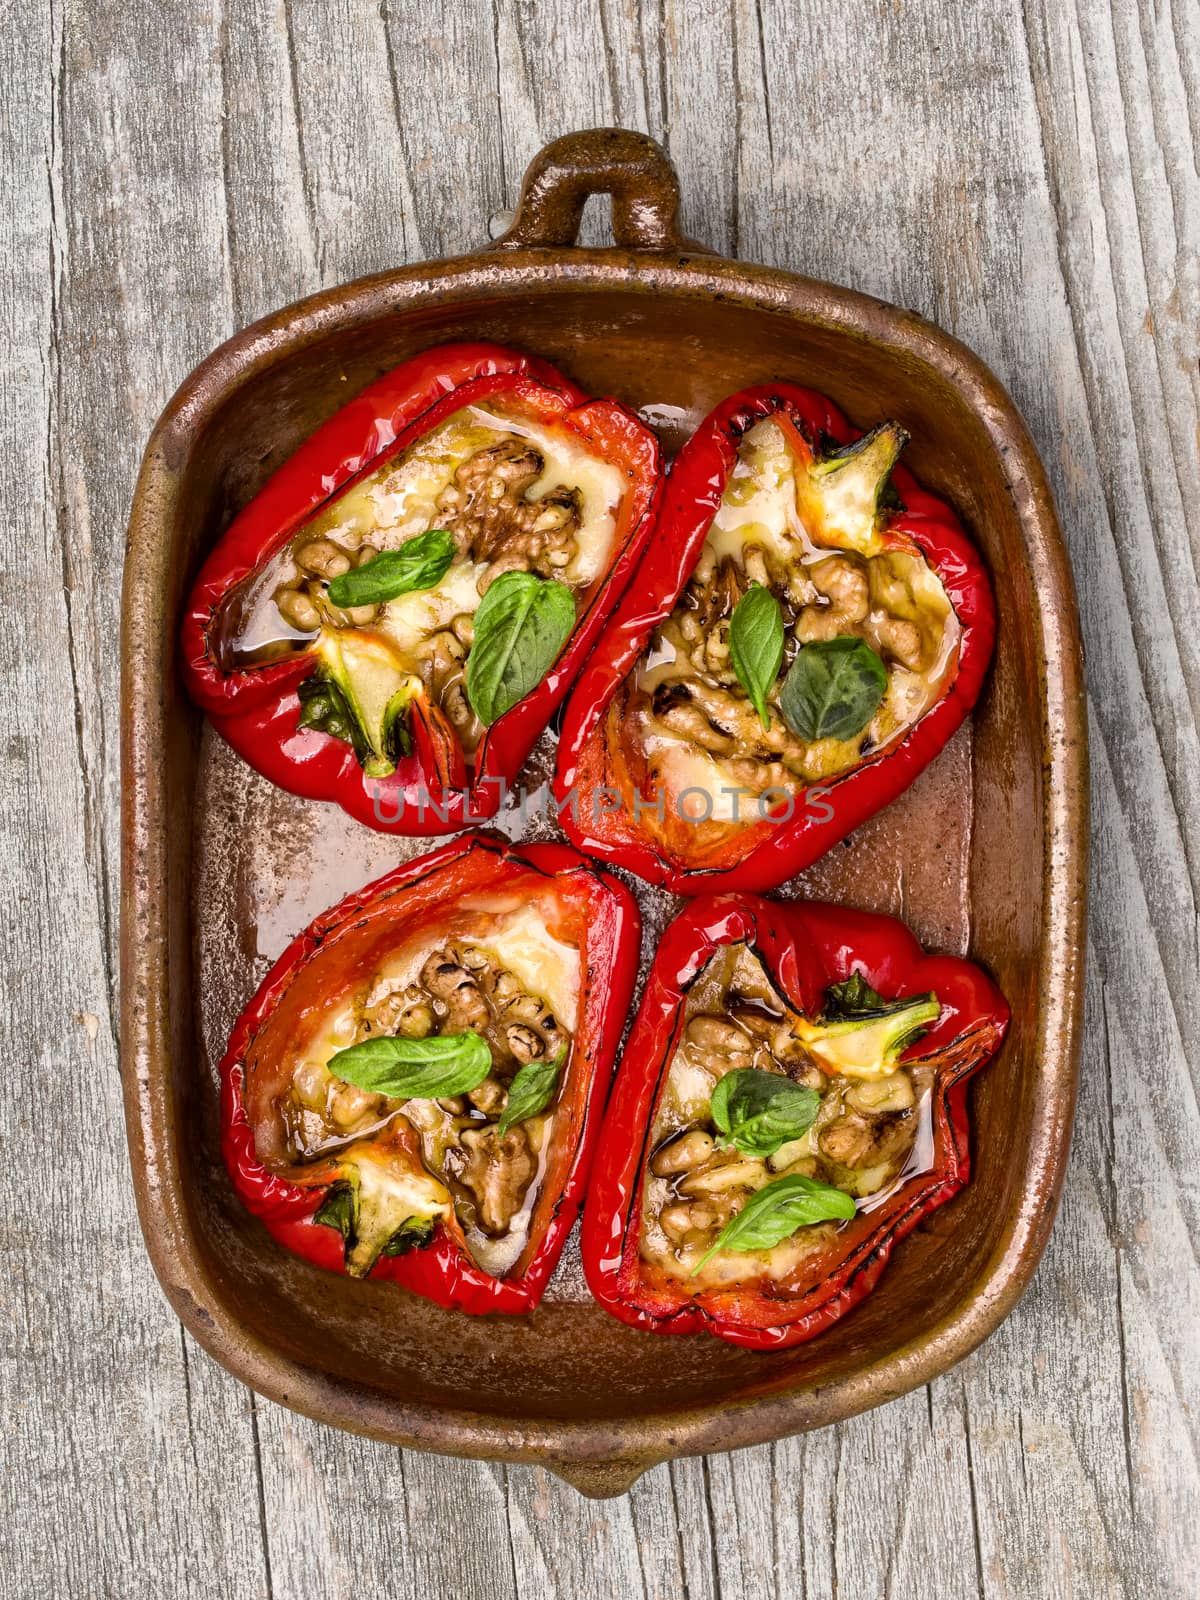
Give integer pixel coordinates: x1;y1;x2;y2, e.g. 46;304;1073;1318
555;383;996;892
182;341;661;833
582;894;1008;1349
221;832;640;1314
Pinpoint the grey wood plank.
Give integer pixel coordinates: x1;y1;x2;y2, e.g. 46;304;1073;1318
504;1464;652;1597
379;0;508;259
1;3;267;1599
218;0;321;324
1018;3;1199;1595
631;1460;720;1600
254;1418;522;1600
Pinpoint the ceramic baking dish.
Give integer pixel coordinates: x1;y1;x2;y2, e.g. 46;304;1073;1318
120;129;1087;1496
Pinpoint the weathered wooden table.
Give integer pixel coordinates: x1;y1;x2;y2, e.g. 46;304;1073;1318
5;1;1195;1595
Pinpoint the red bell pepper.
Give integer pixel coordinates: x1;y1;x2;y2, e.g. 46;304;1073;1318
221;832;640;1315
582;893;1008;1349
555;383;996;893
182;341;661;833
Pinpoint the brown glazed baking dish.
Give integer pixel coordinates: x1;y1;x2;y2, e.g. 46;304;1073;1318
121;129;1087;1496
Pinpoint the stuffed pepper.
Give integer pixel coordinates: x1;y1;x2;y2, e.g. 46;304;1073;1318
582;894;1008;1348
555;383;995;892
221;833;640;1314
183;342;661;832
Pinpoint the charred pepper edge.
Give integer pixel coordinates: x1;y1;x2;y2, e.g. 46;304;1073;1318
594;1024;991;1343
553;381;997;894
635;1027;992;1335
219;830;642;1316
182;345;581;713
580;894;1009;1349
180;341;663;836
217;385;662;830
624;1045;992;1336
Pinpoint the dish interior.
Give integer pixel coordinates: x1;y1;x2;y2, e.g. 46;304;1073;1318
167;282;1043;1424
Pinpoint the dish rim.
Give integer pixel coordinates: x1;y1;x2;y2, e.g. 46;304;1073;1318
120;134;1088;1499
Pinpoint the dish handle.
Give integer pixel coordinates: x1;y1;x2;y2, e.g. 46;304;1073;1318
490;127;713;255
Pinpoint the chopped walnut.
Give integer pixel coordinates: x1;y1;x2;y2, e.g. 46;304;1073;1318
643;945;929;1274
453;1125;538;1236
435;440;583;588
796;555;870;642
650;679;810;782
684;1014;757;1075
819;1110;914;1170
263;431;588;755
684;553;746;631
419;949;491;1033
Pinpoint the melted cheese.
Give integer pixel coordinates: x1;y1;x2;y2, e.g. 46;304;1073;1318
661;1050;718;1124
331;898;580;1042
477;903;581;1032
344;1143;451;1277
329;406;624;650
637;946;946;1292
375;559;489;662
235;403;626;666
630;417;961;809
322;418;482;549
465;406;625;585
641;1038;848;1290
342;405;627;677
643;739;750;822
289;899;579;1276
706;418;821;570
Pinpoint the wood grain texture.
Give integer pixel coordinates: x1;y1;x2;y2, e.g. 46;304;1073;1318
2;0;1195;1595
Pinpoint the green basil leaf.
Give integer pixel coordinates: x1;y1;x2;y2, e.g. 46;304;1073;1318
325;527;456;608
497;1045;567;1137
728;584;785;729
779;635;887;742
709;1069;821;1159
691;1173;856;1275
313;1182;356;1240
823;972;888;1016
466;571;576;726
326;1032;492;1100
380;1216;436;1257
296;672;373;765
